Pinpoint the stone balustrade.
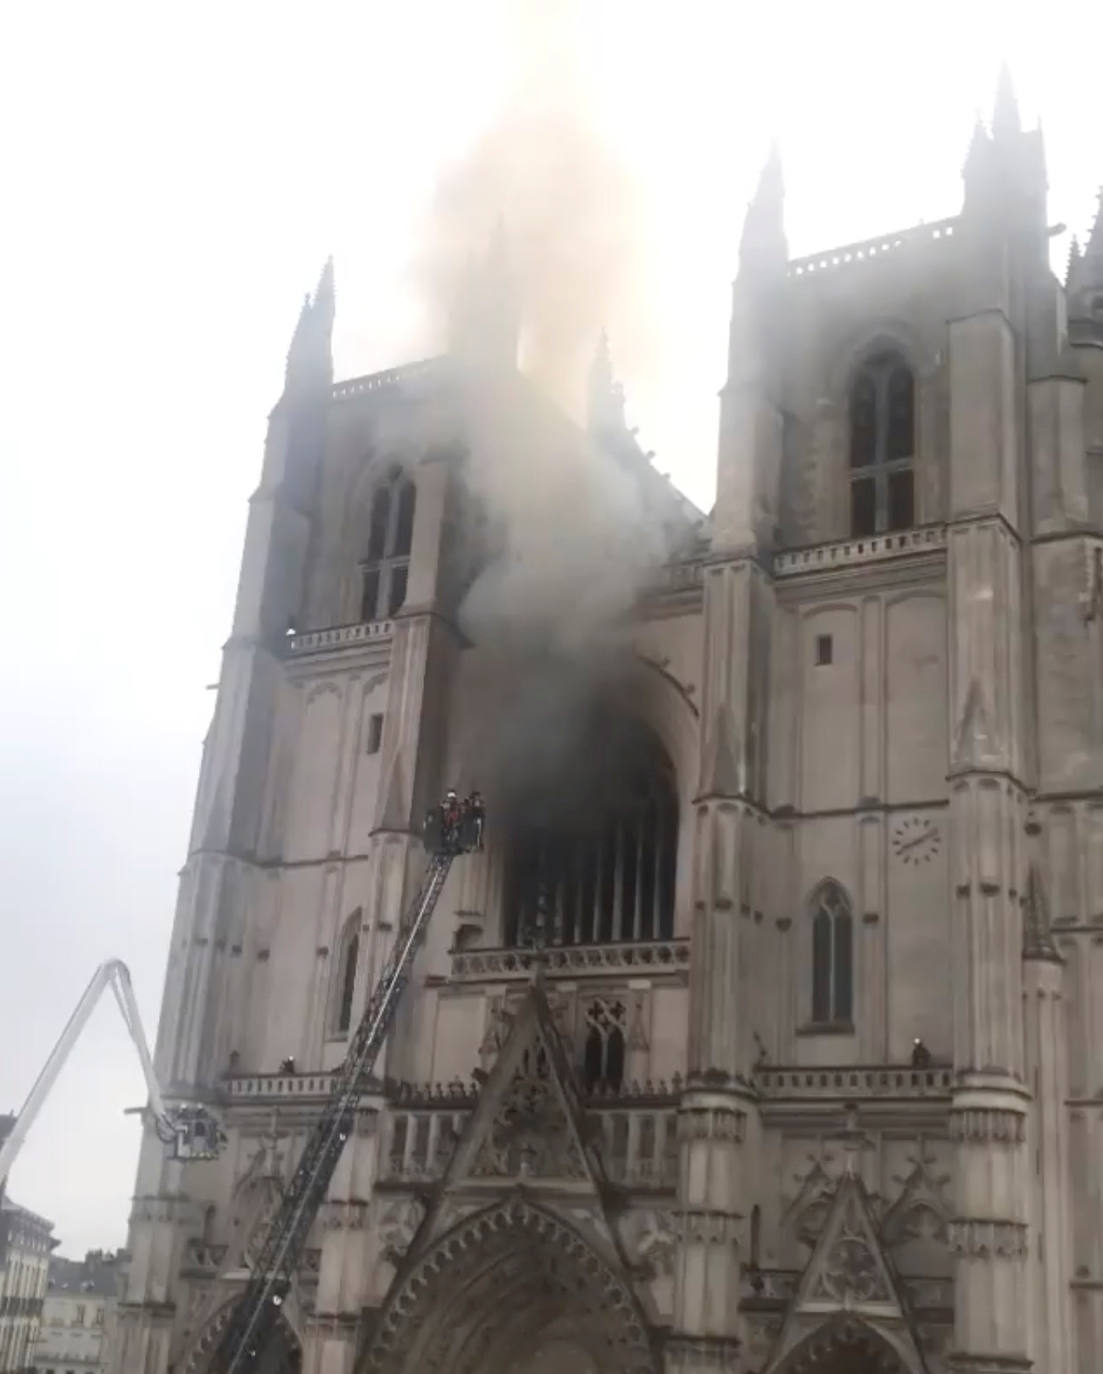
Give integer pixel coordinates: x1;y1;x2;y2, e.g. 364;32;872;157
379;1103;679;1188
284;619;393;657
592;1107;679;1187
755;1065;953;1099
773;524;946;578
641;560;704;598
330;357;447;402
786;217;959;280
450;937;690;982
225;1071;347;1099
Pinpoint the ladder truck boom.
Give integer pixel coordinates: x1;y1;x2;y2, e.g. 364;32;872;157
211;792;483;1374
0;960;223;1190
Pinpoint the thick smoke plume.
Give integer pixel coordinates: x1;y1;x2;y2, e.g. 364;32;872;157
409;4;680;812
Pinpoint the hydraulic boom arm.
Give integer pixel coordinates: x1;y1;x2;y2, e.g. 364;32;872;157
210;839;464;1374
0;959;222;1189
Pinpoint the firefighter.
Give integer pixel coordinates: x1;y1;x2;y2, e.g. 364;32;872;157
442;788;462;850
469;791;485;850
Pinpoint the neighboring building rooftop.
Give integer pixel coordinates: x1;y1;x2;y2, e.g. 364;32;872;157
47;1253;119;1298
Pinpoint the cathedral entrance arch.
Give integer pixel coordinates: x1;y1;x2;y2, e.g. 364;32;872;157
361;1197;657;1374
187;1295;301;1373
770;1316;910;1374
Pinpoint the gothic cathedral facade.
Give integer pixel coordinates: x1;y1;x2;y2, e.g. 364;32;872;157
111;83;1103;1374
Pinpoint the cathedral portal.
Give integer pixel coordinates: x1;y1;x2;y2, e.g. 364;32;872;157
360;1198;658;1374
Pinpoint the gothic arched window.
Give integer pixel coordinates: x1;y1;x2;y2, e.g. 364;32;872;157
360;468;416;621
332;911;361;1036
582;998;627;1093
809;880;854;1025
848;351;915;537
501;718;678;950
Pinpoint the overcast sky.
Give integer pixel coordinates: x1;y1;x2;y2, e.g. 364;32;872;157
0;0;1098;1258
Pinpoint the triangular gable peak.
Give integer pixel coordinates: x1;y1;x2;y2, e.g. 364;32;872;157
448;981;604;1188
767;1173;928;1374
407;983;621;1265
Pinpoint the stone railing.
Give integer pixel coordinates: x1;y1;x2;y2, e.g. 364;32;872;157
773;524;946;578
786;217;959;280
382;1109;468;1182
754;1065;953;1099
226;1071;347;1100
593;1106;679;1188
379;1102;680;1187
284;619;393;656
739;1268;950;1311
330;357;447;402
450;938;690;982
641;560;704;598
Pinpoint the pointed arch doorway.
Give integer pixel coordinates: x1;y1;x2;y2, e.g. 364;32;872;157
771;1316;911;1373
360;1198;657;1374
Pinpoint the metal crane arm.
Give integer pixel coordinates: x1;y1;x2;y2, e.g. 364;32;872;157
0;958;221;1189
210;842;462;1374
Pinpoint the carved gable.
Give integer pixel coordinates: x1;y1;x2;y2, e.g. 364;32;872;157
459;985;598;1184
404;983;622;1269
767;1174;928;1374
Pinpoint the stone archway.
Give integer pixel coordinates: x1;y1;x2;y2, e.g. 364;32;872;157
188;1295;302;1374
772;1316;910;1374
361;1197;657;1374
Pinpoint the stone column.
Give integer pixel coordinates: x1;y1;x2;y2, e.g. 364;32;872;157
669;560;771;1372
945;290;1033;1372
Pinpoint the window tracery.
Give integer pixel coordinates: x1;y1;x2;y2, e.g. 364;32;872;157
809;880;854;1025
581;997;627;1092
848;351;915;536
360;468;416;620
502;720;678;950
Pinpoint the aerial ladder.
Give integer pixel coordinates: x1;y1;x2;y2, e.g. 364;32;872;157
209;792;484;1374
0;959;224;1191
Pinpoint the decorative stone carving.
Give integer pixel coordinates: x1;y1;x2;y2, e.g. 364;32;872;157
630;1208;677;1277
809;1225;890;1304
949;1109;1026;1144
947;1219;1029;1258
470;1055;586;1179
882;1139;951;1247
365;1197;655;1374
677;1105;746;1143
681;1209;742;1247
320;1200;371;1230
378;1197;426;1265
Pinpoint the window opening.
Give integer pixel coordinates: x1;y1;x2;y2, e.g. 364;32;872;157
366;713;384;755
815;634;833;666
580;999;627;1092
502;719;678;950
332;911;362;1036
360;472;416;620
809;880;854;1025
848;352;915;536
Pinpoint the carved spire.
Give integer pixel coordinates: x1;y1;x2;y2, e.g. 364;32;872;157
1087;187;1103;259
587;330;627;436
992;63;1021;140
1066;235;1082;288
283;259;335;394
448;219;519;371
313;255;335;335
739;142;787;280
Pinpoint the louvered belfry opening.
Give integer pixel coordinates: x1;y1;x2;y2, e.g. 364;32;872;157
501;715;678;948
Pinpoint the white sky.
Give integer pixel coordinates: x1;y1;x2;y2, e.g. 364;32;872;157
0;0;1098;1257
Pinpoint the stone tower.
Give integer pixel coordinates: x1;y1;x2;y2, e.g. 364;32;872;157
111;80;1102;1374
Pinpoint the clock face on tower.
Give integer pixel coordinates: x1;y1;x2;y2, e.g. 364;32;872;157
891;815;942;865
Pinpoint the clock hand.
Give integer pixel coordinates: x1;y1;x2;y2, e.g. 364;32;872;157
898;826;934;854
